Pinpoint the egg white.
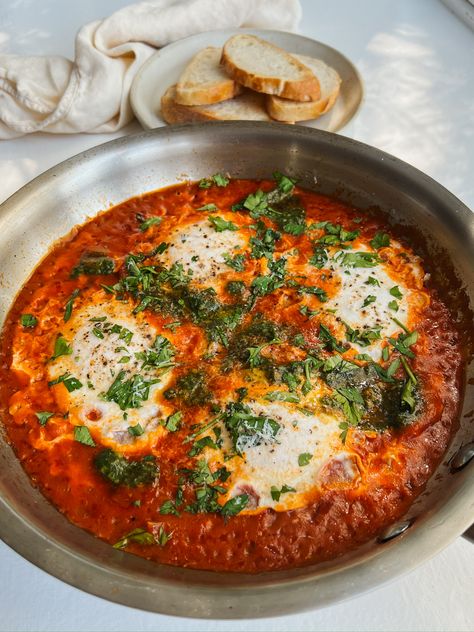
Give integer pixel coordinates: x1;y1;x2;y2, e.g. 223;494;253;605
161;218;246;286
48;297;175;446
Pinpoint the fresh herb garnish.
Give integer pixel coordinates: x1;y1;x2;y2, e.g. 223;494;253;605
208;216;238;232
113;527;155;550
370;232;390;249
127;423;144;437
199;173;229;188
74;425;96;447
163;411;182;432
298;452;312;466
388;300;399;311
50;335;72;360
197;203;218;212
70;252;115;278
35;411;54;426
389;286;403;299
223;252;246;271
20;314;37;328
103;371;159;410
336;251;380;268
220;494;249;518
270;484;296;501
139;216;162;231
48;372;82;392
362;295;376;308
309;246;328;269
222;402;281;455
264;390;300;403
164;370;210;407
135;335;175;372
95;449;158;486
64;289;80;322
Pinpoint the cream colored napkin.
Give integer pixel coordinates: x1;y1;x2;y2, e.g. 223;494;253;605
0;0;301;139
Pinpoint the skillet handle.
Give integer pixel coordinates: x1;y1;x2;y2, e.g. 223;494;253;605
463;525;474;543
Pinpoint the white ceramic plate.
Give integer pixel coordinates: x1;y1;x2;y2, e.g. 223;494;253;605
130;29;363;132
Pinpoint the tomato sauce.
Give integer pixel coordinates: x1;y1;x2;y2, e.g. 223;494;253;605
0;179;463;572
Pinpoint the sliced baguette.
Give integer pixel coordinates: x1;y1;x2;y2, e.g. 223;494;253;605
161;85;272;124
175;47;242;106
221;34;320;102
266;56;341;122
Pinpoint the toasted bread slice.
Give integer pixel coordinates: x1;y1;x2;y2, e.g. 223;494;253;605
161;85;272;124
266;56;341;122
175;47;242;106
221;34;320;102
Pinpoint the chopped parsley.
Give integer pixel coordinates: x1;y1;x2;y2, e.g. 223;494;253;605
197;203;218;212
199;173;229;188
370;232;390;249
102;371;159;410
64;289;80;322
222;402;281;455
309;246;328;269
298;453;312;466
20;314;37;328
35;411;54;426
74;425;96;447
362;295;376;308
50;335;72;360
48;372;82;392
220;494;249;518
113;528;155;550
208;216;237;232
270;484;296;501
135;335;175;372
388;300;399;311
164;370;210;407
127;423;144;437
223;252;246;271
336;251;380;268
390;286;403;299
163;411;182;432
264;390;300;403
139;216;162;231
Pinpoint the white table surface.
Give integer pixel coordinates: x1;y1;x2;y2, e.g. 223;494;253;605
0;1;473;630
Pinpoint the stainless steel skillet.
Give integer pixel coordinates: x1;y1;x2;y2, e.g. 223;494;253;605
0;122;472;618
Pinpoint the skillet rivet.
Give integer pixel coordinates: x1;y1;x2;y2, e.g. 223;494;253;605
378;519;412;543
450;443;474;472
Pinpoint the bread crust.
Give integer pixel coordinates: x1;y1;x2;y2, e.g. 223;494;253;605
161;85;271;124
221;35;320;101
175;47;242;106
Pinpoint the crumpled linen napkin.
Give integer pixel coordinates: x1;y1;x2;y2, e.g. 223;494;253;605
0;0;301;139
